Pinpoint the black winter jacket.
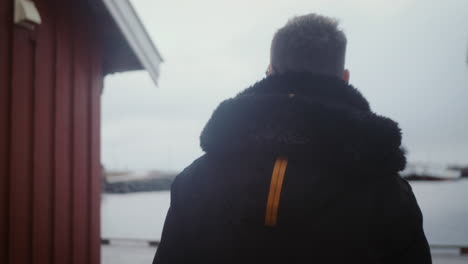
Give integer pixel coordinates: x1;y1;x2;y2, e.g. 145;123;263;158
153;72;432;264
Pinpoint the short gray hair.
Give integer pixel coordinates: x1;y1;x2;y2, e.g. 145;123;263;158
270;14;347;77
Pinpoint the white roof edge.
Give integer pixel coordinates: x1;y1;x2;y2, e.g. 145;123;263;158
102;0;163;86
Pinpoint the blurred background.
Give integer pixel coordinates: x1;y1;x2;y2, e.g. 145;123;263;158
100;0;468;263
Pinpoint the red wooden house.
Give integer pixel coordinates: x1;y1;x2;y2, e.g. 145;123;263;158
0;0;162;263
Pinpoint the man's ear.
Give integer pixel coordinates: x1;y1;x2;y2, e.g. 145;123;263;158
266;64;275;76
342;69;350;83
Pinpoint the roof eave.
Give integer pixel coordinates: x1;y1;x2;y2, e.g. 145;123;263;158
102;0;163;86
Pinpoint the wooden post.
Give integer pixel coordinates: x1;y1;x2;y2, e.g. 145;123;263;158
461;248;468;255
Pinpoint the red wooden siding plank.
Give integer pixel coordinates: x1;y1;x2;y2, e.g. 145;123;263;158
71;6;91;263
9;27;35;264
0;0;12;262
53;0;73;262
32;0;55;263
89;28;103;264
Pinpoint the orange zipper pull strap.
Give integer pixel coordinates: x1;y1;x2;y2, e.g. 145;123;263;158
265;156;288;227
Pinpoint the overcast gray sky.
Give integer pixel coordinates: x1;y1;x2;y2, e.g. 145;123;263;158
102;0;468;172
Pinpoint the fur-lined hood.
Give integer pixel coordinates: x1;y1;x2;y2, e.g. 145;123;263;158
200;72;406;173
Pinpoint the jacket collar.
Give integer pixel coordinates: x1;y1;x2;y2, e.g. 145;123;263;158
200;72;406;173
237;72;370;112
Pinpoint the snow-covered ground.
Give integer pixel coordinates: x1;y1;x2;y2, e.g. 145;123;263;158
101;179;468;245
411;179;468;245
101;191;170;240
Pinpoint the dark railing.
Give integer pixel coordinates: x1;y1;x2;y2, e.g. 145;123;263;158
101;238;160;247
430;245;468;255
101;238;468;256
